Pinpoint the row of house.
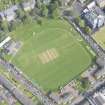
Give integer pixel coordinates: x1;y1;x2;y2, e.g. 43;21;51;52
93;92;105;105
0;0;36;22
83;1;105;29
78;0;105;8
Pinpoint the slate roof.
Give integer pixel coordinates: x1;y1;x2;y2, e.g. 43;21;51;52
0;5;18;21
94;93;105;105
83;2;105;29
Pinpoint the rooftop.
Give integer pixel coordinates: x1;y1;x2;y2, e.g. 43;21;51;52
94;93;105;105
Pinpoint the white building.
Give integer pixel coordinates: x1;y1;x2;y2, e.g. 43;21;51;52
0;36;11;48
94;93;105;105
22;0;36;11
83;2;105;29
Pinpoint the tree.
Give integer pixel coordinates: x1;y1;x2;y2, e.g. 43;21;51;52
79;19;85;28
49;1;59;13
51;8;60;19
77;77;90;91
24;13;33;24
30;9;37;17
9;21;19;31
16;8;25;20
1;20;9;32
75;17;81;25
76;77;90;93
37;17;43;25
49;1;60;19
80;77;90;89
41;4;48;17
36;0;42;9
84;26;92;34
0;31;7;42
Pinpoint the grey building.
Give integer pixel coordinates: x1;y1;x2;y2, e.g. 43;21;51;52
4;5;18;22
83;2;105;29
94;93;105;105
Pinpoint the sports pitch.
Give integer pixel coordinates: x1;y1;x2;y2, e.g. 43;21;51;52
10;19;92;91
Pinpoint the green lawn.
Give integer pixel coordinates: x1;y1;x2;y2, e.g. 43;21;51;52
10;19;92;91
93;27;105;49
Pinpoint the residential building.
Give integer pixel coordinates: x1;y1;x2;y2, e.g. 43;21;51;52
95;0;105;8
0;36;11;48
0;75;35;105
0;5;18;22
93;92;105;105
50;93;62;104
94;69;105;79
83;2;105;29
0;0;36;21
4;5;18;22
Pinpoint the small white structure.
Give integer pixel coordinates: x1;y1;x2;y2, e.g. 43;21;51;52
22;0;36;11
78;0;86;4
0;36;11;48
87;1;96;9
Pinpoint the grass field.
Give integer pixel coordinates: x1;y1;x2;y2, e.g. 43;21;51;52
10;19;93;91
93;27;105;49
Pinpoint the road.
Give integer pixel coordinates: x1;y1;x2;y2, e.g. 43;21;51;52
62;15;105;105
63;16;105;57
0;58;55;105
0;75;35;105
